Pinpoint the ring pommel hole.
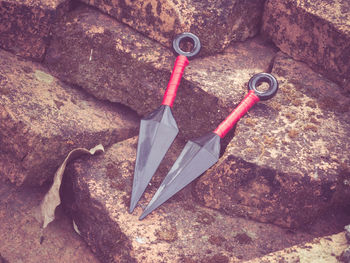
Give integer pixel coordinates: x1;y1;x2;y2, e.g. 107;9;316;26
255;81;271;93
179;37;195;53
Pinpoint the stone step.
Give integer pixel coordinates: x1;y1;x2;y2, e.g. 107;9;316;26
0;181;100;263
1;1;350;261
80;0;266;56
0;0;71;60
61;136;348;263
262;0;350;91
194;51;350;228
44;4;277;141
2;0;349;86
0;49;139;186
246;231;349;263
44;3;350;228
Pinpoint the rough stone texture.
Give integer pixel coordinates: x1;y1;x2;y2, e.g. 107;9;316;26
345;224;350;242
45;5;277;141
0;0;71;60
80;0;266;55
194;52;350;228
0;49;139;186
262;0;350;90
340;246;350;263
0;181;100;263
62;136;348;263
246;232;349;263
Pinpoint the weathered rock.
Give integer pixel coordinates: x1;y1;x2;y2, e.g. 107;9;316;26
340;246;350;263
0;49;139;186
246;232;349;263
194;52;350;228
262;0;350;90
0;0;71;60
0;181;99;263
45;5;277;140
80;0;266;55
345;225;350;242
62;136;346;263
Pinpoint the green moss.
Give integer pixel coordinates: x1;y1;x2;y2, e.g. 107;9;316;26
291;98;302;106
22;65;33;73
155;224;178;242
121;195;129;208
109;180;127;191
106;163;129;191
234;232;253;244
319;96;339;111
263;135;276;146
208;235;227;246
195;211;215;225
244;117;257;126
268;101;282;111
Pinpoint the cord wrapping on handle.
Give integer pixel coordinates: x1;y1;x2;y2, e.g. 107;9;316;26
162;55;189;107
214;91;260;138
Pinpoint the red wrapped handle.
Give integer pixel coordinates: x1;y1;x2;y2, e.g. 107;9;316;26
213;91;260;138
162;55;189;107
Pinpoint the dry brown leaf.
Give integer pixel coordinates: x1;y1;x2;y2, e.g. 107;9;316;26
36;144;104;228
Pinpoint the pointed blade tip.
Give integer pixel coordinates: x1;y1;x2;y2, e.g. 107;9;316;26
139;212;147;220
139;207;154;220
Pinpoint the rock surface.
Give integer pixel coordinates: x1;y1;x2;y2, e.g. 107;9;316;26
194;52;350;228
45;5;277;140
262;0;350;90
0;49;139;186
81;0;266;55
0;0;71;60
345;224;350;242
340;246;350;263
246;232;349;263
62;136;349;263
0;181;99;263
